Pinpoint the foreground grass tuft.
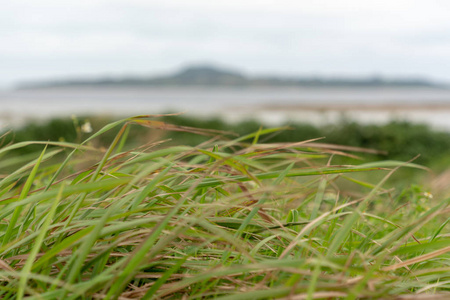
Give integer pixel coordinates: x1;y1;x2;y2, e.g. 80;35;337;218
0;115;449;299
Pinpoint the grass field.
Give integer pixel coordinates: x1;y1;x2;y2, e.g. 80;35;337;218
0;115;449;299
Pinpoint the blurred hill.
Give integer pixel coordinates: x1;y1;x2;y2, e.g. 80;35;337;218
18;65;444;89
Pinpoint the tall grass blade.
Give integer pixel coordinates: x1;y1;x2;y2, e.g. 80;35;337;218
2;146;47;248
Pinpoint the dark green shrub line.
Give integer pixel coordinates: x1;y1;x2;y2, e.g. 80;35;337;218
3;115;450;169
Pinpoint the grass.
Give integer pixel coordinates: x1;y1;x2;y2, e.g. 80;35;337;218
6;114;450;169
0;115;449;299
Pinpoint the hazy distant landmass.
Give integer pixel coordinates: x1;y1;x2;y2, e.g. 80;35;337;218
18;65;445;89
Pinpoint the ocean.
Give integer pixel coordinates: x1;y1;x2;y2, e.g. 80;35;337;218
1;86;450;130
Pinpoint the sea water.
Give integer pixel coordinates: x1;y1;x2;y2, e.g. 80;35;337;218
1;86;450;130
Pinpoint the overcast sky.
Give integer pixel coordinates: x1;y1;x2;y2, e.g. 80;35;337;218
2;0;450;88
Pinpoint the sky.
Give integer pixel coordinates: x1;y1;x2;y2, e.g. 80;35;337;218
2;0;450;88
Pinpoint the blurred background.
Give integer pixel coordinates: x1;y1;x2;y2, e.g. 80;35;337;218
1;0;450;176
2;0;450;125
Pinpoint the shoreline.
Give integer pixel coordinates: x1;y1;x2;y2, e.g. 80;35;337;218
249;102;450;112
2;103;450;129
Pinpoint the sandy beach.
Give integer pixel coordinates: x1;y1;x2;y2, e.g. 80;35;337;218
253;102;450;111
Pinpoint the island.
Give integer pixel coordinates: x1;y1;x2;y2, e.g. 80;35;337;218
17;65;445;89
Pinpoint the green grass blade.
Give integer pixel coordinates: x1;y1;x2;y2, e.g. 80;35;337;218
17;183;64;300
2;146;47;248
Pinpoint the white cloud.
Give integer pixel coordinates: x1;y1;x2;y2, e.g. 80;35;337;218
2;0;450;86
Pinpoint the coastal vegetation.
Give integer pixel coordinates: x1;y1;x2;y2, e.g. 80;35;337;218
5;115;450;168
0;115;449;299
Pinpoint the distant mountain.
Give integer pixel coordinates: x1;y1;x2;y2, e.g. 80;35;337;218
157;66;246;85
17;65;444;89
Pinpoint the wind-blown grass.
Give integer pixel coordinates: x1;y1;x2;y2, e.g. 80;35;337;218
0;115;449;299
